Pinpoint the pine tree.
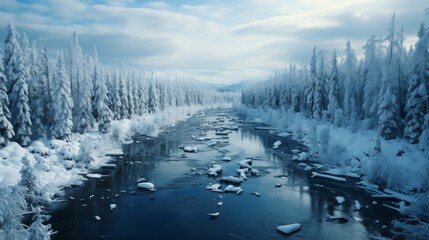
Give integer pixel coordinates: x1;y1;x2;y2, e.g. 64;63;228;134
404;24;429;143
52;52;73;140
378;82;398;140
110;68;122;120
0;51;14;147
27;206;52;240
75;55;94;134
0;184;27;240
147;79;158;113
19;155;41;206
95;66;113;133
343;40;357;118
9;52;32;146
327;50;341;123
119;70;129;119
362;35;383;129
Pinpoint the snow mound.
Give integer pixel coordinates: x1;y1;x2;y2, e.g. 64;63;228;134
224;185;243;194
137;182;156;191
207;164;222;177
222;156;232;162
183;146;198;153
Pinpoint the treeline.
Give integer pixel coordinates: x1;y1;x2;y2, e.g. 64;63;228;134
242;14;429;147
0;23;233;147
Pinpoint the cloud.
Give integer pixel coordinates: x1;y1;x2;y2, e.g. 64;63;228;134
0;0;428;84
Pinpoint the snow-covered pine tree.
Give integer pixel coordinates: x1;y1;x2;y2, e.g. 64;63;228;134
343;40;357;118
110;68;122;120
362;35;383;129
404;23;429;143
306;47;317;116
68;31;84;127
9;50;32;147
38;41;53;133
52;51;73;141
95;66;113;133
28;41;46;139
0;51;14;147
147;78;159;113
378;80;399;140
19;154;41;206
75;55;94;133
127;72;135;116
313;50;326;120
327;50;341;123
0;184;27;240
119;69;129;119
27;206;52;240
4;23;21;94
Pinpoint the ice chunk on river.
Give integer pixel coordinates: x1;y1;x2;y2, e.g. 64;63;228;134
224;185;243;194
277;223;301;235
183;146;198;153
220;176;243;184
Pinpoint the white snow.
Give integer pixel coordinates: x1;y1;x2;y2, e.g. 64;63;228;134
354;200;362;210
217;202;223;206
137;182;156;190
220;176;243;184
207;164;222;177
335;196;346;204
222;156;232;162
208;212;220;217
277;223;301;235
224;185;243;194
86;173;104;179
109;204;117;210
206;183;222;191
183;146;198;153
273;140;282;149
95;216;101;220
250;168;260;176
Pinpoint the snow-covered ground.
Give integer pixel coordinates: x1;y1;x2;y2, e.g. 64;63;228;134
236;105;428;194
0;104;230;200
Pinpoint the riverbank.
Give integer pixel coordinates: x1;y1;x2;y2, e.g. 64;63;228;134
0;104;231;200
235;105;428;205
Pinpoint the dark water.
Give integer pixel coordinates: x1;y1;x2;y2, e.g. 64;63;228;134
47;109;401;240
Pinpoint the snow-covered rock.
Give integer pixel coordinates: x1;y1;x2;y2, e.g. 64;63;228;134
86;173;104;179
207;164;222;177
137;182;156;191
206;183;222;191
250;168;260;176
222;156;232;162
183;146;198;153
224;185;243;194
277;223;301;235
354;200;361;211
293;152;308;161
220;176;243;184
238;159;252;169
217;202;223;207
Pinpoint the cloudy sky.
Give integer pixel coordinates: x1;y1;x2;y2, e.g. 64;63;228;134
0;0;428;84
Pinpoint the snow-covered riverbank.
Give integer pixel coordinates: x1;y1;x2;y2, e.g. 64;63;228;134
236;105;428;196
0;104;230;199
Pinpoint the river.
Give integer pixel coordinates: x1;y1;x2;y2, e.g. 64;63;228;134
47;109;401;240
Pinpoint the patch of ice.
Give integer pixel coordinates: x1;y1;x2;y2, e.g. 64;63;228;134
311;172;347;182
86;173;104;179
95;216;101;220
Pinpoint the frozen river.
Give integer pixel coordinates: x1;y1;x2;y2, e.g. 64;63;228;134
47;109;400;239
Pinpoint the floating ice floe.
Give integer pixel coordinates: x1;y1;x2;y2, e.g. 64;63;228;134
183;146;198;153
137;182;156;191
273;141;282;149
217;202;223;207
206;183;222;191
207;164;223;177
86;173;104;179
109;204;117;211
222;156;232;162
335;196;346;204
224;185;243;194
95;216;101;220
277;223;301;235
220;176;243;184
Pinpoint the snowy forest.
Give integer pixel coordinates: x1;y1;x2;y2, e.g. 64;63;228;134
1;23;234;147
